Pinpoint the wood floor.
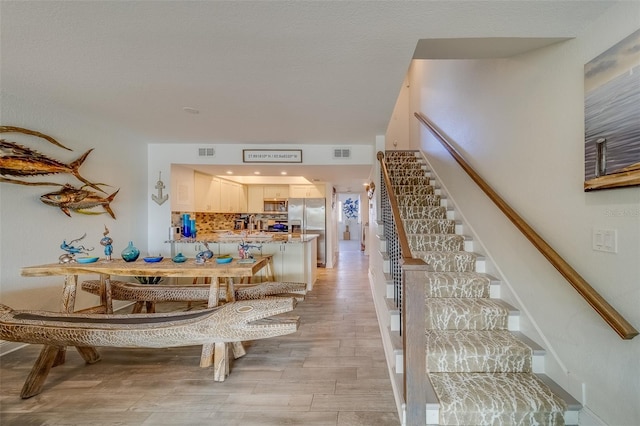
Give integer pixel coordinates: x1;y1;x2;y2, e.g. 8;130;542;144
0;245;400;425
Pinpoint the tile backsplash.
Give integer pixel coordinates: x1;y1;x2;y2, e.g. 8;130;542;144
172;212;239;235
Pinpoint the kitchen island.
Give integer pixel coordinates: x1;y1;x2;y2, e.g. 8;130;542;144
167;232;318;290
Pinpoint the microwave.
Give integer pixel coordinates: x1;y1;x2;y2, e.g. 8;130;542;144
263;200;288;212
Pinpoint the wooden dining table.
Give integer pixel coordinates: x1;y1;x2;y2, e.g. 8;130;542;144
19;255;274;397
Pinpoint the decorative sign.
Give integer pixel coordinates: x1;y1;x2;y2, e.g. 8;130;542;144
243;149;302;163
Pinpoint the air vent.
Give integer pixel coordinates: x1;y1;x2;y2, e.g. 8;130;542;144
198;147;215;157
333;147;351;159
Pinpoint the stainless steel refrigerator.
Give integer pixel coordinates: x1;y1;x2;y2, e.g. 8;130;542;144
288;198;326;266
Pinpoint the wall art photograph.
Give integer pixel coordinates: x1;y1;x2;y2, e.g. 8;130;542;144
584;29;640;191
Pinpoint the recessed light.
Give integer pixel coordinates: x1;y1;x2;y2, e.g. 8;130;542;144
254;171;261;175
226;170;233;174
183;107;200;114
281;171;287;175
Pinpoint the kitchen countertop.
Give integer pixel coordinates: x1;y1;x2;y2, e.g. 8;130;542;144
166;232;319;244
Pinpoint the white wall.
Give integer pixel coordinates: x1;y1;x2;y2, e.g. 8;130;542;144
407;3;639;425
0;94;147;319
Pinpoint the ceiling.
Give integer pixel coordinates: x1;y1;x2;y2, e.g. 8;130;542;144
0;1;616;191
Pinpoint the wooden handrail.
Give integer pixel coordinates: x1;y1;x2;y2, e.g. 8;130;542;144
415;112;637;339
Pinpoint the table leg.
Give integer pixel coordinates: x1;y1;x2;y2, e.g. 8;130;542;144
52;274;79;366
225;277;247;360
212;342;229;381
20;345;62;399
200;277;221;368
100;275;113;314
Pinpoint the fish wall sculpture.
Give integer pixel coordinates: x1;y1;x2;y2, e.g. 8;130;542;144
0;126;118;218
0;140;104;192
40;185;119;219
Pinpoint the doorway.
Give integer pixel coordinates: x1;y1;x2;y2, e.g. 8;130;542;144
337;193;364;253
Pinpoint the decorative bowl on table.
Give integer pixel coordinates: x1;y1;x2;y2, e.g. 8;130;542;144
143;256;163;263
172;252;187;263
215;256;233;264
76;256;99;264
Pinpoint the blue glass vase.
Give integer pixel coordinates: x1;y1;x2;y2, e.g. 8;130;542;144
121;241;140;262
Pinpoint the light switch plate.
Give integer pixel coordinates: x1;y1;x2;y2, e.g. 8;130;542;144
593;228;617;253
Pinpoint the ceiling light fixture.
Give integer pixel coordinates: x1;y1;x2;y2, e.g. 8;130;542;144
226;170;233;174
254;171;261;175
280;171;287;175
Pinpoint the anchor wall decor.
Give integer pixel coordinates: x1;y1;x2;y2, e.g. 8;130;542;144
151;172;169;205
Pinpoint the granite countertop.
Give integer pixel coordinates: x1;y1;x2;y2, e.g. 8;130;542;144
166;232;318;244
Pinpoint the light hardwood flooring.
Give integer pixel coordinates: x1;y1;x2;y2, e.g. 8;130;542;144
0;248;400;425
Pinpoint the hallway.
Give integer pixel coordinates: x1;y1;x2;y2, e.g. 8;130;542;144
0;250;399;425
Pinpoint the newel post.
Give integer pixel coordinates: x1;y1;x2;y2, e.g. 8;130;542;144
402;258;428;425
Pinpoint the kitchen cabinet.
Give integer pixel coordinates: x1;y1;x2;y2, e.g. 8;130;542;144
257;243;304;284
220;180;246;213
263;185;289;199
289;184;325;198
247;185;264;213
194;172;220;212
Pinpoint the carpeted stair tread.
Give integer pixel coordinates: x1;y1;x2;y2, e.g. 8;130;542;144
396;194;441;207
426;330;532;373
407;234;464;252
399;205;447;220
412;250;477;272
426;298;509;330
425;271;492;298
429;372;567;425
402;218;456;234
393;185;434;196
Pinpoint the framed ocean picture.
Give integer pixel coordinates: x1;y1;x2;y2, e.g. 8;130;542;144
584;29;640;191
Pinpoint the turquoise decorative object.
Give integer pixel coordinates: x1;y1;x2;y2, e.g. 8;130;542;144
121;241;140;262
172;252;187;263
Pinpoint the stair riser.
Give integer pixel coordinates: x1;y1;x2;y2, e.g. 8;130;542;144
389;176;430;186
426;331;533;373
399;206;447;220
393;185;434;196
397;194;441;207
414;251;478;272
402;219;455;235
426;299;509;330
408;235;464;252
424;272;491;298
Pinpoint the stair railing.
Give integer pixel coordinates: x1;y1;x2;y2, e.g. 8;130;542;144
415;111;638;340
377;151;429;425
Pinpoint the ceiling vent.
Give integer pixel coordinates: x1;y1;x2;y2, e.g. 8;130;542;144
198;147;215;157
333;147;351;159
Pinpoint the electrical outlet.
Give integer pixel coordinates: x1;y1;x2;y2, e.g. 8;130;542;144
592;228;617;253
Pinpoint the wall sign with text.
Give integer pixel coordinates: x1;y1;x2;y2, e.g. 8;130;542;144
243;149;302;163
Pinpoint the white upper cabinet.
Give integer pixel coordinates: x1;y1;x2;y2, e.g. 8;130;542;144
289;184;325;198
263;185;289;199
247;185;264;213
194;172;214;212
220;180;246;212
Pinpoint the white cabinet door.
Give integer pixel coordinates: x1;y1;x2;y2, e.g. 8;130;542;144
194;172;213;212
210;178;221;212
289;184;325;198
264;185;289;199
220;180;233;212
247;185;264;213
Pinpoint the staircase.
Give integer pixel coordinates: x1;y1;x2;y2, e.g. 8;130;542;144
376;150;580;425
